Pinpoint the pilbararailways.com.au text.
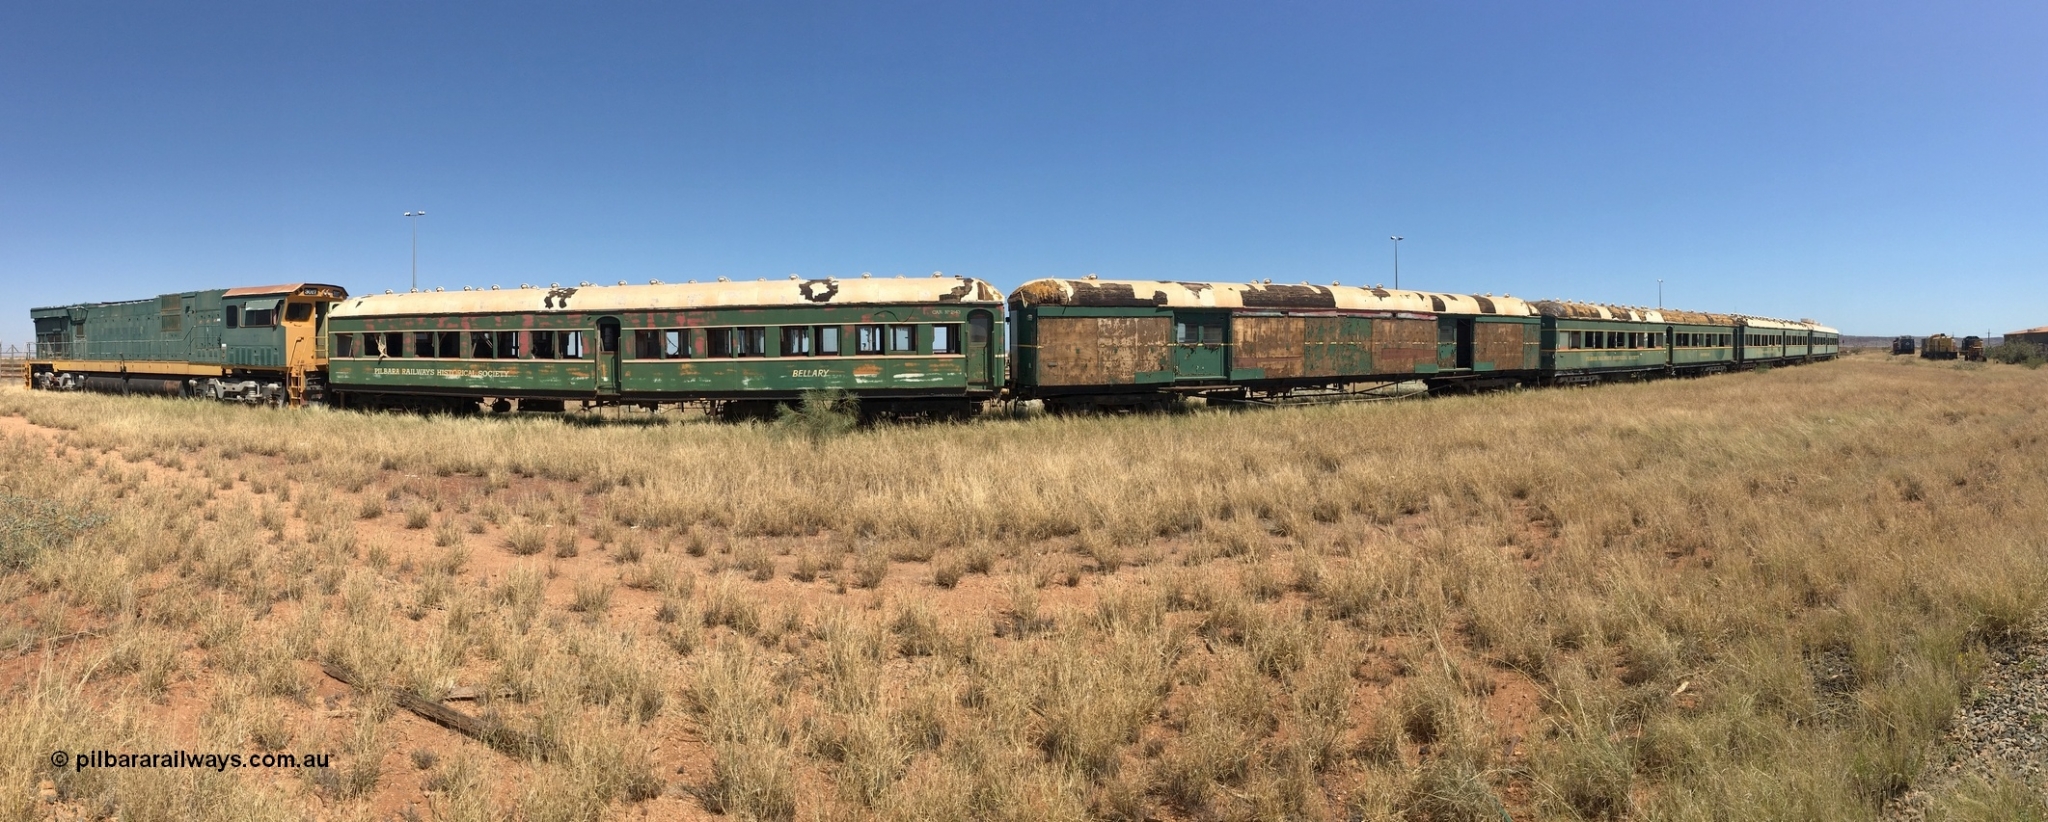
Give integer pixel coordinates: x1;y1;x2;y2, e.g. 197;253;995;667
52;750;333;773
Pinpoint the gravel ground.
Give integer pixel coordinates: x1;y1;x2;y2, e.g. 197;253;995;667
1887;623;2048;820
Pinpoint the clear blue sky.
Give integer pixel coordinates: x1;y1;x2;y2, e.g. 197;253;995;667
4;1;2043;342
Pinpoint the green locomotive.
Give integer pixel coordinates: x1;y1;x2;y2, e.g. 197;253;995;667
28;283;349;405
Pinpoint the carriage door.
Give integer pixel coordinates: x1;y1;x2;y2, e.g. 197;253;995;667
1172;311;1228;380
596;318;622;395
1438;317;1474;369
965;310;994;388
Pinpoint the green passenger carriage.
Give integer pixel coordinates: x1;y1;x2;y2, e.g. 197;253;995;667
325;275;1006;416
1006;277;1543;410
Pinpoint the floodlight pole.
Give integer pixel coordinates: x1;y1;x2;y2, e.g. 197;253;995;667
1389;235;1403;289
1658;279;1664;309
404;211;427;292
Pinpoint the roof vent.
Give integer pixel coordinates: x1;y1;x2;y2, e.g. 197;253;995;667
618;280;627;286
1263;278;1272;284
491;285;500;290
409;287;418;293
895;274;904;279
689;279;698;284
521;284;532;289
434;286;444;292
1332;281;1340;286
650;279;661;285
790;273;799;280
932;271;942;278
861;271;872;278
1085;273;1098;280
463;286;473;291
579;281;591;287
551;283;560;288
384;289;393;294
718;276;730;282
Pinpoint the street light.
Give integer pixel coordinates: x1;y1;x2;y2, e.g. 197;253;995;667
1389;236;1403;289
404;211;427;292
1658;279;1664;309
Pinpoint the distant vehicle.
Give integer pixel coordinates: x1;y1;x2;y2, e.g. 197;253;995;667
1961;336;1986;362
1921;334;1959;360
1892;335;1917;355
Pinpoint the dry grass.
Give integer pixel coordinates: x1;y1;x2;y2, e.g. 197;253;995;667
1;354;2045;820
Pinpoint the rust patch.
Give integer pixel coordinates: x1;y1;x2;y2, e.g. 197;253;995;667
939;281;973;303
1429;295;1447;313
798;279;839;303
1240;284;1336;309
852;364;883;378
1473;295;1496;314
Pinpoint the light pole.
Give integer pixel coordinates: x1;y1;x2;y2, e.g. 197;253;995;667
404;211;427;292
1658;279;1664;309
1389;235;1403;289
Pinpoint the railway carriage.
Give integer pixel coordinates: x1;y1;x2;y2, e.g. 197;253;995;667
325;275;1005;416
27;283;348;405
1006;277;1542;410
1537;302;1742;382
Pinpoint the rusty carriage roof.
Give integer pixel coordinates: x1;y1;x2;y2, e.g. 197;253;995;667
331;275;1004;319
1009;277;1538;316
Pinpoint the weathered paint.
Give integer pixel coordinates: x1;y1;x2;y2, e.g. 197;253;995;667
327;278;1005;403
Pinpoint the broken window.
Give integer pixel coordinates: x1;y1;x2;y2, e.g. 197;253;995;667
285;302;312;322
889;325;916;353
415;332;437;358
363;333;381;356
496;330;519;359
783;327;813;356
531;330;556;359
384;332;405;357
438;332;460;358
561;331;585;358
335;334;355;358
664;330;687;358
472;332;495;359
856;325;885;355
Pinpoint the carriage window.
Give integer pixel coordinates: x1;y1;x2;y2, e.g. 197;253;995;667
709;329;732;358
889;325;917;353
783;327;813;356
438;332;460;358
634;330;660;359
1199;322;1224;344
335;334;356;358
285;303;313;322
415;332;437;358
856;325;885;355
497;331;519;359
933;324;959;354
245;306;277;327
665;330;688;358
225;306;240;328
740;327;766;356
1175;322;1192;344
384;332;405;357
531;331;556;359
561;331;586;358
816;327;840;355
472;332;495;358
363;333;381;356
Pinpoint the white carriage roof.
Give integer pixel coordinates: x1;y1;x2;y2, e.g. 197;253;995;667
331;276;1003;318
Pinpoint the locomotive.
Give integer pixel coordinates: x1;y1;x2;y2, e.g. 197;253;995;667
26;275;1838;413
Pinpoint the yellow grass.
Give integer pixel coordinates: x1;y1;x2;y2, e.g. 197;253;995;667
0;353;2043;820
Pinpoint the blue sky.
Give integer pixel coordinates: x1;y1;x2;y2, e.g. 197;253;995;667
3;1;2043;341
